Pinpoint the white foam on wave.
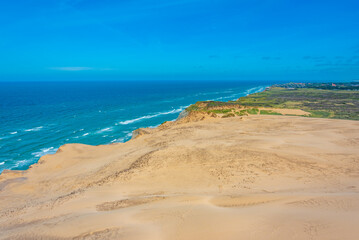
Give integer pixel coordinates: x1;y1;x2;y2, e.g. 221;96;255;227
111;138;125;143
209;94;236;101
244;86;267;96
231;86;267;100
110;130;134;144
0;162;4;166
72;128;85;134
31;147;58;158
10;131;18;135
25;126;43;132
82;133;89;136
194;90;233;97
96;127;113;134
118;106;189;125
211;96;225;101
11;159;32;169
148;124;161;129
208;86;268;102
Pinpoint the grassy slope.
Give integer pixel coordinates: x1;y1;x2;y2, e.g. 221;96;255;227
237;87;359;120
187;87;359;120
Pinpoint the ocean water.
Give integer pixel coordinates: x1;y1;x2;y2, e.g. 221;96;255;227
0;80;271;173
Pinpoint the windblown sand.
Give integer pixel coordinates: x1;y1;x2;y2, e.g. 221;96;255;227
1;115;359;240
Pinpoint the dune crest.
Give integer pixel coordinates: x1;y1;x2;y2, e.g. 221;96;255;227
1;115;359;239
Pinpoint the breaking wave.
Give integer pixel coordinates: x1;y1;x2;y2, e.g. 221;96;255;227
31;147;58;158
118;106;189;125
25;126;43;132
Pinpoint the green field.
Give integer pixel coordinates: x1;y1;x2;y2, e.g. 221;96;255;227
186;84;359;120
237;87;359;120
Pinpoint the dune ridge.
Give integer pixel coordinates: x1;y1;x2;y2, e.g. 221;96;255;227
1;113;359;239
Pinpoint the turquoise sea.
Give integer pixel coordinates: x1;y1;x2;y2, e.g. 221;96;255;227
0;80;273;173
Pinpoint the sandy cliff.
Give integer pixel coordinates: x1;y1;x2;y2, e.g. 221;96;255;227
1;114;359;239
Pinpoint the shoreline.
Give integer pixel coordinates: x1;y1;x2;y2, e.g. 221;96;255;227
3;80;359;175
0;84;269;175
1;113;359;239
3;81;359;175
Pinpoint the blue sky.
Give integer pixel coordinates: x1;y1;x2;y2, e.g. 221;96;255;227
1;0;359;81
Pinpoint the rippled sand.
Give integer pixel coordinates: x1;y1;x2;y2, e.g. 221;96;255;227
1;115;359;240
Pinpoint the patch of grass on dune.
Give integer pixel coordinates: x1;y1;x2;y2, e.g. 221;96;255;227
222;113;236;118
186;104;200;112
208;109;233;114
259;110;282;115
235;110;248;116
246;108;259;115
307;110;332;118
237;88;359;120
186;85;359;120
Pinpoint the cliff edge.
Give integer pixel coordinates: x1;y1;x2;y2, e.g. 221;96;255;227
1;115;359;239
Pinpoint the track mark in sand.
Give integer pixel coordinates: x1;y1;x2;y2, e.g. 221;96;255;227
303;222;330;240
73;228;124;240
96;196;166;211
210;195;280;208
0;177;27;191
287;196;359;211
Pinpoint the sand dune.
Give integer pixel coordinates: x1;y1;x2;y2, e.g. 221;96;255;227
1;115;359;239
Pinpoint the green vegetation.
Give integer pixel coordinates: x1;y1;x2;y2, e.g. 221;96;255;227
246;108;259;114
237;87;359;120
222;113;236;118
208;108;233;114
260;110;282;115
235;110;248;116
186;104;200;112
307;110;332;118
186;82;359;120
205;101;239;108
273;82;359;91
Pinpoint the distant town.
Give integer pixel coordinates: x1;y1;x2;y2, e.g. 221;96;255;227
273;81;359;90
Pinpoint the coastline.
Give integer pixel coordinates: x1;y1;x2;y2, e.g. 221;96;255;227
2;0;358;237
1;113;359;239
3;81;359;176
0;84;269;174
1;82;359;239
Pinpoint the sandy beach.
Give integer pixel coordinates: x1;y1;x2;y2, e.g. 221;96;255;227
1;114;359;239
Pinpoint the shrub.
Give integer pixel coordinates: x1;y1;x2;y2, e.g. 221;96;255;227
246;108;259;114
209;109;233;114
260;110;282;115
222;113;236;118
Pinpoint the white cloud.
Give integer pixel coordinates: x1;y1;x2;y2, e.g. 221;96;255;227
49;67;93;71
